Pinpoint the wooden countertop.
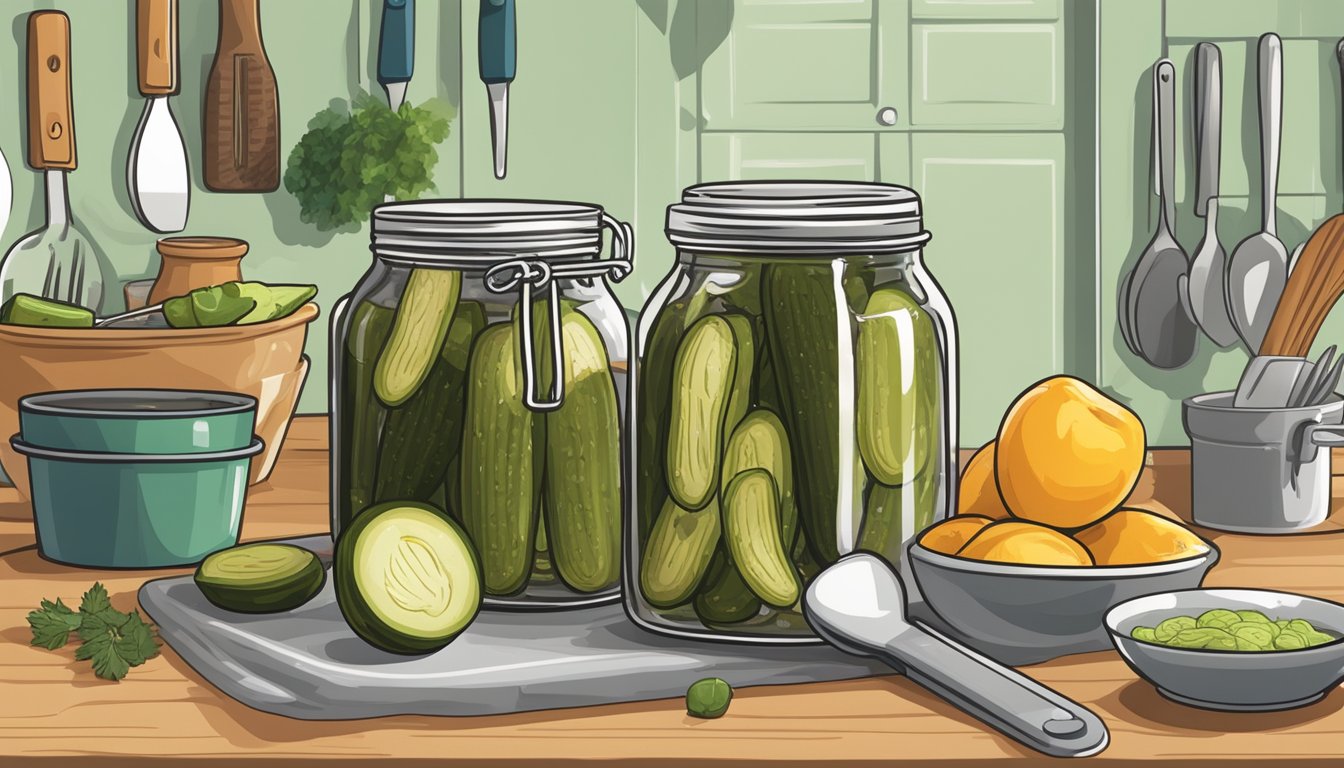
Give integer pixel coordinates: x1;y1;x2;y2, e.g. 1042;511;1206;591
2;416;1343;767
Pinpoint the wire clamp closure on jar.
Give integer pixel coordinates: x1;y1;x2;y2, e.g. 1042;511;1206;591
483;213;634;412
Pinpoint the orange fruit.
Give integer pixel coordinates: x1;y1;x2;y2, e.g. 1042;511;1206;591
956;520;1094;566
996;376;1145;529
918;515;994;555
1073;508;1210;565
958;441;1010;519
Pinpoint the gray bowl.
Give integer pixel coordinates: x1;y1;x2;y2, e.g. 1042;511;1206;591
1105;589;1344;711
908;541;1219;657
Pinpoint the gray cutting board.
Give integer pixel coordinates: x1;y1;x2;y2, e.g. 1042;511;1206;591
138;536;893;720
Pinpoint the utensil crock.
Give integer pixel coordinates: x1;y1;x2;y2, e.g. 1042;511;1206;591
1183;391;1344;533
148;236;247;306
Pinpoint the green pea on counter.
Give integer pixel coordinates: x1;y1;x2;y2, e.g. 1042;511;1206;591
1131;609;1339;651
686;677;733;719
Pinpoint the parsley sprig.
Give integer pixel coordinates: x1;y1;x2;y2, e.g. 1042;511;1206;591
26;583;160;681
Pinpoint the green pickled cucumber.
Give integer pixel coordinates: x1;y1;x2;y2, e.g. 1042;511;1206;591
190;284;257;326
720;409;795;548
340;301;396;531
459;323;542;596
764;264;845;562
228;282;318;325
694;548;762;625
723;469;800;609
544;306;621;593
635;305;688;540
722;314;757;434
0;294;94;328
856;288;938;486
858;470;940;565
665;316;739;510
640;496;722;608
375;301;486;502
375;269;462;406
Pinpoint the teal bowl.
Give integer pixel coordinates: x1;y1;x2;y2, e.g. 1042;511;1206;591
18;389;257;455
11;436;264;568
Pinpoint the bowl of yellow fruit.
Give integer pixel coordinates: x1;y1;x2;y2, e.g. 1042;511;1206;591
909;376;1219;655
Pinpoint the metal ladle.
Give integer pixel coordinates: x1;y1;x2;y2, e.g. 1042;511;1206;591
803;554;1109;758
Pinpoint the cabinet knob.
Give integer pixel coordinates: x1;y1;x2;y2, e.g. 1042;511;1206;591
876;106;898;126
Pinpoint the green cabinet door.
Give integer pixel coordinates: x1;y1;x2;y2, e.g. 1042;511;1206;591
911;133;1067;444
700;0;910;131
700;133;880;182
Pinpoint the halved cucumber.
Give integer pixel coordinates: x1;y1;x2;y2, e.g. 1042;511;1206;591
334;502;482;654
195;543;326;614
374;269;462;406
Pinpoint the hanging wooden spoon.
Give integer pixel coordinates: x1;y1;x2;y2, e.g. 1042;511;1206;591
1258;213;1344;356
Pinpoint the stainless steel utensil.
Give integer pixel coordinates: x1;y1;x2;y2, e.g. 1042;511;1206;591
377;0;413;203
803;553;1109;758
1187;43;1238;348
1129;59;1198;368
1228;33;1289;352
1285;347;1332;409
1233;355;1311;408
0;12;108;314
1304;353;1344;407
128;0;189;233
479;0;515;179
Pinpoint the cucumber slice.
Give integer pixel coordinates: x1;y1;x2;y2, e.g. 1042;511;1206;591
334;501;482;654
194;543;326;614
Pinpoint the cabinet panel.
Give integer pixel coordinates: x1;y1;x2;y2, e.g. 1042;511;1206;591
912;22;1064;128
700;133;878;181
912;133;1066;442
912;0;1059;21
700;0;910;131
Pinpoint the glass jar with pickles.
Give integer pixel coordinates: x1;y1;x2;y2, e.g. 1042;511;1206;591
628;182;957;642
331;201;633;608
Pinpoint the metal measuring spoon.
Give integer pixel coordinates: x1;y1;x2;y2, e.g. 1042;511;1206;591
1130;59;1199;368
1187;43;1238;347
803;554;1109;758
1228;33;1289;353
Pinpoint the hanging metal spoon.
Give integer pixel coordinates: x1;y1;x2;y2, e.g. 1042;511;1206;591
1129;59;1199;368
1187;43;1238;347
1228;33;1289;352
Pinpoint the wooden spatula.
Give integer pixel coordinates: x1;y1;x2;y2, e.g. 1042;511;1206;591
1258;214;1344;356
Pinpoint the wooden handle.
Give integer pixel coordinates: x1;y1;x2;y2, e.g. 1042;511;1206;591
137;0;177;95
27;11;74;171
1259;214;1344;356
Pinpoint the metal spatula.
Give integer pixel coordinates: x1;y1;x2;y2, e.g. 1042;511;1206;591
0;12;108;314
803;554;1109;758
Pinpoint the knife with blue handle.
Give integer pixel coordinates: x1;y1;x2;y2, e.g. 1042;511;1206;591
479;0;514;179
378;0;414;112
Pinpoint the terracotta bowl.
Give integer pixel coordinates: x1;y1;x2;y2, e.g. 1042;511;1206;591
0;303;318;503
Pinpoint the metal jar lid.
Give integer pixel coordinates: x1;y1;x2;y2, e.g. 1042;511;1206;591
665;181;931;254
371;199;607;263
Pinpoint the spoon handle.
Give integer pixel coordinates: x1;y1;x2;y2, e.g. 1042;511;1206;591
1194;43;1221;217
1154;59;1177;229
884;621;1109;758
1259;33;1282;236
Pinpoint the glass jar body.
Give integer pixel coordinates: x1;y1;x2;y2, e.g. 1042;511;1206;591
331;256;629;608
626;249;957;642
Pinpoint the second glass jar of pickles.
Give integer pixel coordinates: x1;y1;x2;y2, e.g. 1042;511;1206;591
331;201;633;608
627;182;957;642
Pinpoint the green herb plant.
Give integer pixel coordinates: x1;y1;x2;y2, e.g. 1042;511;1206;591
284;92;453;231
27;583;160;681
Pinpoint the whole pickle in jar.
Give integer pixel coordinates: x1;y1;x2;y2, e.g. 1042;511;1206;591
665;316;742;511
763;264;845;562
340;301;396;530
856;287;939;487
694;547;762;625
375;268;462;407
543;304;622;593
459;322;543;596
641;496;722;609
375;301;486;503
722;469;800;610
857;468;940;566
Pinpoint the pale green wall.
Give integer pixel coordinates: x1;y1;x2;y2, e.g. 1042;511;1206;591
6;0;1341;447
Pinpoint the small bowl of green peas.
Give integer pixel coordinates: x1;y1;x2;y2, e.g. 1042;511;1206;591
1105;588;1344;712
